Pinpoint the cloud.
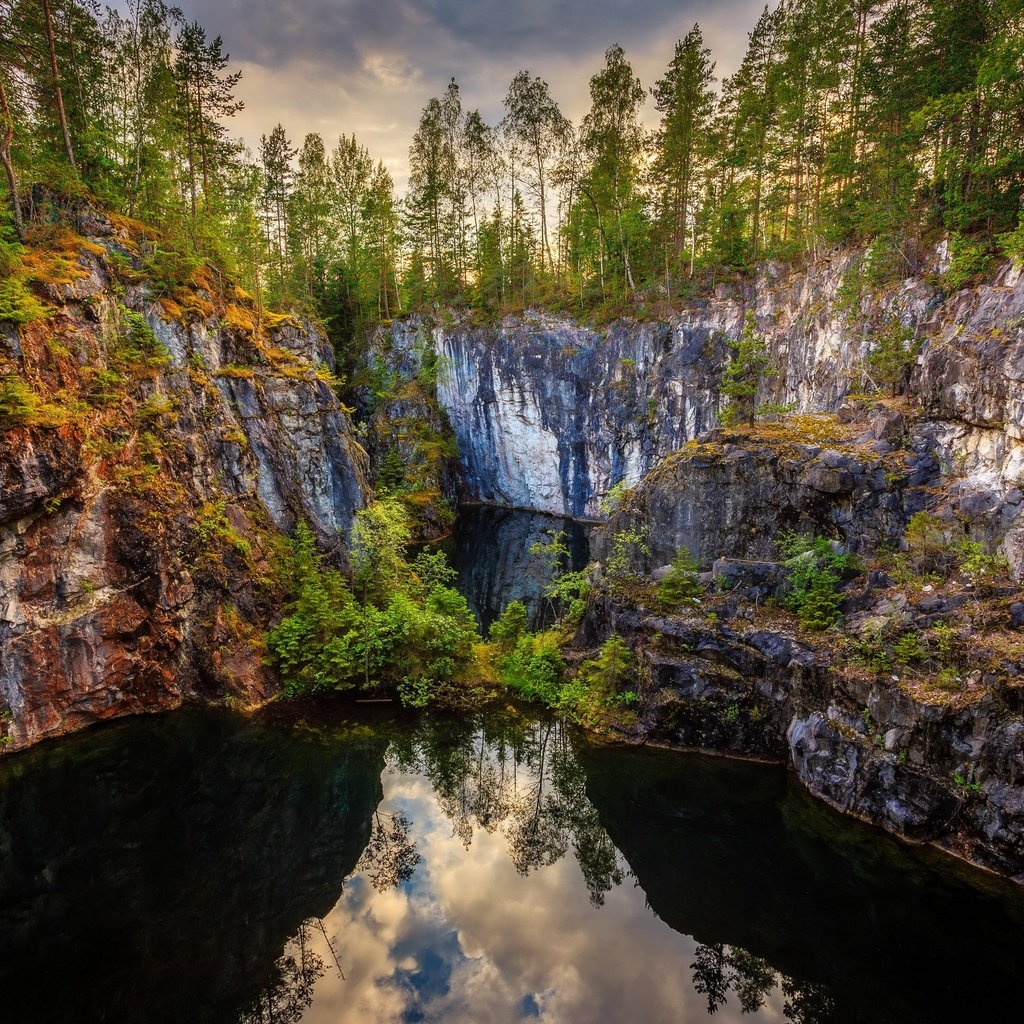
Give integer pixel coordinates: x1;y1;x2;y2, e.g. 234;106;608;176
169;0;767;190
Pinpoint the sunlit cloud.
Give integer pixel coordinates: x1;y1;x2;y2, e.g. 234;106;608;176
292;765;787;1024
165;0;766;191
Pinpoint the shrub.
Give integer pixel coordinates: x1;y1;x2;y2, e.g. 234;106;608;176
267;507;482;704
866;316;919;395
0;375;40;423
489;601;529;653
779;532;858;631
720;312;776;427
897;512;1009;584
605;525;651;596
0;275;50;325
0;241;50;324
941;234;995;292
498;632;565;704
658;547;703;609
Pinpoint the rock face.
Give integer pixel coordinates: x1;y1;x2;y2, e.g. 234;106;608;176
593;425;918;569
378;256;1024;570
1;218;369;752
0;710;385;1023
577;594;1024;882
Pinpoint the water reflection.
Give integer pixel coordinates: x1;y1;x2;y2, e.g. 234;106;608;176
0;710;385;1024
3;706;1024;1024
439;506;591;629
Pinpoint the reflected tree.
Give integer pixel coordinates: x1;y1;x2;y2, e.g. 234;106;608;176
691;943;732;1015
355;810;421;892
241;923;325;1024
387;713;625;906
782;977;836;1024
689;942;836;1023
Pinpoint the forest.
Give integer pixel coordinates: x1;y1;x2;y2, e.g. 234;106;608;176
1;0;1023;351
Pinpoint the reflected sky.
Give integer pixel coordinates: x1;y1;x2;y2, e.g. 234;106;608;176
281;726;788;1024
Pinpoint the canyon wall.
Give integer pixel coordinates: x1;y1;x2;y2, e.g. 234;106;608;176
1;213;369;752
377;254;1024;572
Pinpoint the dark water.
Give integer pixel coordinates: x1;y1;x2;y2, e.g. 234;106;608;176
437;505;591;631
1;705;1023;1024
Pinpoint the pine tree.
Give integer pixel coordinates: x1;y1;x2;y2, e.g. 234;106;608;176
259;123;295;300
579;44;650;297
720;312;776;426
652;24;717;283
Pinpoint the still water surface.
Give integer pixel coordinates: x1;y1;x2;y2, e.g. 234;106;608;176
1;704;1023;1024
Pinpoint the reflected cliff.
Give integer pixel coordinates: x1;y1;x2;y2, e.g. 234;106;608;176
438;505;591;630
580;743;1024;1023
0;710;385;1024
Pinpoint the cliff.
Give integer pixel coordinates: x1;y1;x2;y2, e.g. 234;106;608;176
375;251;1024;574
365;247;1024;878
0;210;369;752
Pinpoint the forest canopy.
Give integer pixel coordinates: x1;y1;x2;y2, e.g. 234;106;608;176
1;0;1022;344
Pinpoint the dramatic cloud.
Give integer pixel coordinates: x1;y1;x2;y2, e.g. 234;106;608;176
169;0;767;188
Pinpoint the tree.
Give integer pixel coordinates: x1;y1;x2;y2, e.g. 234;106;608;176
362;161;400;320
657;547;703;608
287;132;333;299
259;123;295;298
502;70;569;274
578;45;650;297
719;5;783;258
174;21;243;221
0;76;23;237
42;0;76;170
720;312;776;426
652;24;717;280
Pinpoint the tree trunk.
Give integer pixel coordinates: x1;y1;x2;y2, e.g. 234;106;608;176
0;79;24;240
42;0;77;172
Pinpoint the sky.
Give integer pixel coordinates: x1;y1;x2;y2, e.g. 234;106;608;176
170;0;767;191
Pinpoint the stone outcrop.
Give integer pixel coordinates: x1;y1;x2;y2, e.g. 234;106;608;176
577;591;1024;881
1;214;369;752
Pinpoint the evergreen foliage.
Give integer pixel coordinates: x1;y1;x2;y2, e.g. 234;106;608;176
720;313;776;426
779;532;858;631
266;506;481;703
657;547;703;609
0;1;1020;352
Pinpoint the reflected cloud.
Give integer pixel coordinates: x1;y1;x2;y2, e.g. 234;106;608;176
277;716;793;1023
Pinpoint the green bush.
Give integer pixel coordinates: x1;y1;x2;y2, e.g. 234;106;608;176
489;600;529;653
266;504;482;703
142;248;202;295
0;375;40;423
605;525;651;597
779;532;858;631
0;275;50;325
896;512;1009;584
658;547;703;609
720;312;776;427
498;632;565;704
941;234;995;292
866;316;919;395
0;242;50;325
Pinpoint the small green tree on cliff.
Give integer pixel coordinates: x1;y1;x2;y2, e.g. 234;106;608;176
720;312;776;427
866;316;919;396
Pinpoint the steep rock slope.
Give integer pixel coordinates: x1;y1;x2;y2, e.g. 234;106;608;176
0;212;368;752
378;255;1024;559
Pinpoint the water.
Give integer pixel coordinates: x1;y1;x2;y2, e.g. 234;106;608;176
1;705;1023;1024
437;505;591;631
